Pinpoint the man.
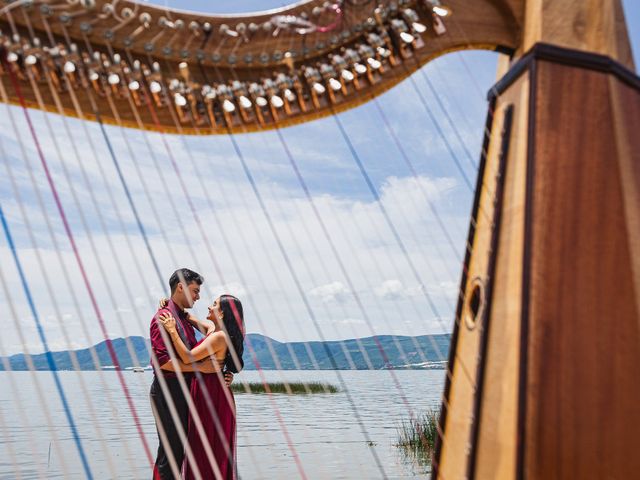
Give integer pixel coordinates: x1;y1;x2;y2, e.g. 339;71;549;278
150;268;233;480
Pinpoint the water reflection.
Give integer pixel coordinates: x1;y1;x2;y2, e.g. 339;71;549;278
0;370;443;479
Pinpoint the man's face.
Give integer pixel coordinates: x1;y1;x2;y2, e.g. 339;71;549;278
177;281;201;308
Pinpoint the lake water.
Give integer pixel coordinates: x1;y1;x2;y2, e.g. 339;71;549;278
0;370;444;479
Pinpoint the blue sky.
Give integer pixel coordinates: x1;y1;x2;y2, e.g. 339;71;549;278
0;1;638;355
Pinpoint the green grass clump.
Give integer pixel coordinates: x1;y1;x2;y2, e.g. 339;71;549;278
396;409;439;463
231;381;339;394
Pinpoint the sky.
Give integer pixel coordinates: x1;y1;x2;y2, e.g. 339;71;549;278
0;1;638;356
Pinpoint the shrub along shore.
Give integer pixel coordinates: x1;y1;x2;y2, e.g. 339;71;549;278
396;410;439;464
230;381;339;394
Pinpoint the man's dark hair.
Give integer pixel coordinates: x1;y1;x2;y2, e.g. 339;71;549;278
169;268;204;294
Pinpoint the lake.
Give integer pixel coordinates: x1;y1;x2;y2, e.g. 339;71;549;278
0;370;444;479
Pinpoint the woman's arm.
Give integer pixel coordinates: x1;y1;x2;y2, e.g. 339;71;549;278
160;358;233;386
160;357;220;374
159;313;225;363
186;312;215;336
157;298;213;335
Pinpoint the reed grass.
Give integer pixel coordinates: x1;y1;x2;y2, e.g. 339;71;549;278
396;409;439;463
230;381;339;394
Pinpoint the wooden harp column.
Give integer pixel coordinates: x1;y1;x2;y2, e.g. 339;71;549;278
435;1;640;479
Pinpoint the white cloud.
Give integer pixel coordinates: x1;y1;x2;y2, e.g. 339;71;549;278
331;318;365;326
208;282;247;298
309;281;351;304
374;279;426;299
374;279;404;299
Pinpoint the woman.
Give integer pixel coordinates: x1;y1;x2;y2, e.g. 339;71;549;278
158;295;244;480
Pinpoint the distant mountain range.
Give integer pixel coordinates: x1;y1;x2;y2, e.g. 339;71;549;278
0;333;450;371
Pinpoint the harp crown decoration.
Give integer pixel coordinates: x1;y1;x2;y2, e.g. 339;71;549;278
0;0;502;134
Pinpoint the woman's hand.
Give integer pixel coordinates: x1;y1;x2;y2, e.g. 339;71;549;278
158;312;177;334
158;297;168;309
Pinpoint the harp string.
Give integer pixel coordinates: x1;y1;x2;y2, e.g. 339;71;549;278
25;13;219;477
218;38;462;468
106;9;311;474
0;200;91;478
0;64;156;476
152;22;371;478
203;55;396;478
0;203;68;480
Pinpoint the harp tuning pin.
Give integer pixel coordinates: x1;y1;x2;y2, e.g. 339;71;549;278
178;61;190;82
64;60;76;73
121;7;133;19
108;72;120;85
139;12;151;26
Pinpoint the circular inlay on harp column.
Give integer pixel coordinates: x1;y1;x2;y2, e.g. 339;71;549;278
464;277;485;331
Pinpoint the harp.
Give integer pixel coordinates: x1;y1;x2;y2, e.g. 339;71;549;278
0;0;638;478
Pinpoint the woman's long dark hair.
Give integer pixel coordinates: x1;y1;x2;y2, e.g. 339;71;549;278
219;295;245;373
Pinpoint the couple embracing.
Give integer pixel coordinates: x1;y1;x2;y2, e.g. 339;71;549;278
149;268;245;480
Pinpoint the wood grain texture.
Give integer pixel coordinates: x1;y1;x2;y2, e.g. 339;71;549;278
436;45;640;480
437;72;528;480
473;77;529;480
521;0;634;70
524;59;640;480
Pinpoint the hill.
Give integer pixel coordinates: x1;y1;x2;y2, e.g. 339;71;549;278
0;333;450;371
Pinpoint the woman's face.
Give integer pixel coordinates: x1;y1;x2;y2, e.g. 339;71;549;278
207;297;223;325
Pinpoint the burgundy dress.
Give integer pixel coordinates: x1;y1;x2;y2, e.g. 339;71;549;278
183;338;237;480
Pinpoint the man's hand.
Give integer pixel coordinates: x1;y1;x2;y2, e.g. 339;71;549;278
224;371;234;387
